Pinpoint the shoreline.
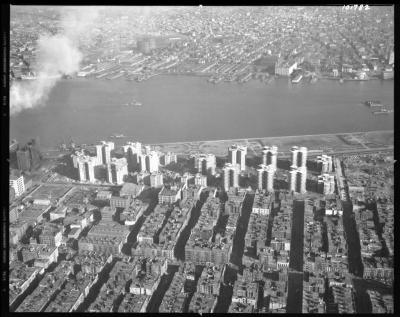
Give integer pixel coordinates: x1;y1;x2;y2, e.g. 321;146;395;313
23;72;392;84
149;129;394;157
41;129;393;152
148;129;394;146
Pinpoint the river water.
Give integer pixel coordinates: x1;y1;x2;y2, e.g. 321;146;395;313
10;76;394;148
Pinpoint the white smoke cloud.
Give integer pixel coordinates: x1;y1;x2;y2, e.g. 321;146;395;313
10;6;101;116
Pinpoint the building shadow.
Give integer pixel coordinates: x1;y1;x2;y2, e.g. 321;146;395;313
165;157;197;174
216;156;226;169
306;179;319;193
53;154;78;180
207;174;221;188
246;156;262;169
306;160;321;173
239;173;257;189
277;159;291;171
274;179;288;191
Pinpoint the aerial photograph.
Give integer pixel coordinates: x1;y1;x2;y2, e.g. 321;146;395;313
8;5;394;314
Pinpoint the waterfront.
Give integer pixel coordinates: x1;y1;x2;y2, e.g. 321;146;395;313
10;76;393;148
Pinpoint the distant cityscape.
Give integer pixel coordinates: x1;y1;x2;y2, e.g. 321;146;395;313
11;6;394;84
8;5;394;315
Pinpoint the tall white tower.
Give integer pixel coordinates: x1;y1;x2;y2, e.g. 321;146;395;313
194;153;216;175
140;151;159;173
107;157;128;184
257;164;276;192
228;144;247;171
262;145;278;168
223;163;240;190
97;141;115;165
289;166;297;192
290;146;299;168
298;147;308;168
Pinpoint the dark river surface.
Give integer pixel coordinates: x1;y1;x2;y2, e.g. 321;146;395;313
10;76;393;148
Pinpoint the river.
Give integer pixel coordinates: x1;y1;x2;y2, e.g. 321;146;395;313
10;76;394;149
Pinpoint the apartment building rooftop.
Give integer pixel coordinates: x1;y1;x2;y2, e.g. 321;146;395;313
45;271;95;312
252;191;272;209
16;260;74;312
188;292;217;314
159;271;187;313
89;259;135;312
9;261;40;307
137;204;171;243
118;292;147;312
159;205;191;244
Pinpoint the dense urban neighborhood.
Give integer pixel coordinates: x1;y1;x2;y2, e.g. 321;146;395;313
9;130;394;313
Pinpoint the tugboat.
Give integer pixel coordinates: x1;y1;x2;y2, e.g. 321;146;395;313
123;99;142;107
111;134;126;139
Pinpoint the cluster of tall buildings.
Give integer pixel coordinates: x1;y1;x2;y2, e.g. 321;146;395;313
71;140;177;185
68;138;334;197
221;144;309;194
221;143;308;194
72;141;118;183
66;138;338;201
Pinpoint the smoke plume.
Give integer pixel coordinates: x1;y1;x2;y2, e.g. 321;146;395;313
10;7;100;116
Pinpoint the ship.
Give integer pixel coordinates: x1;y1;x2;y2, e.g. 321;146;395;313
372;108;393;115
291;74;303;83
365;100;383;107
111;134;126;139
123;99;142;107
